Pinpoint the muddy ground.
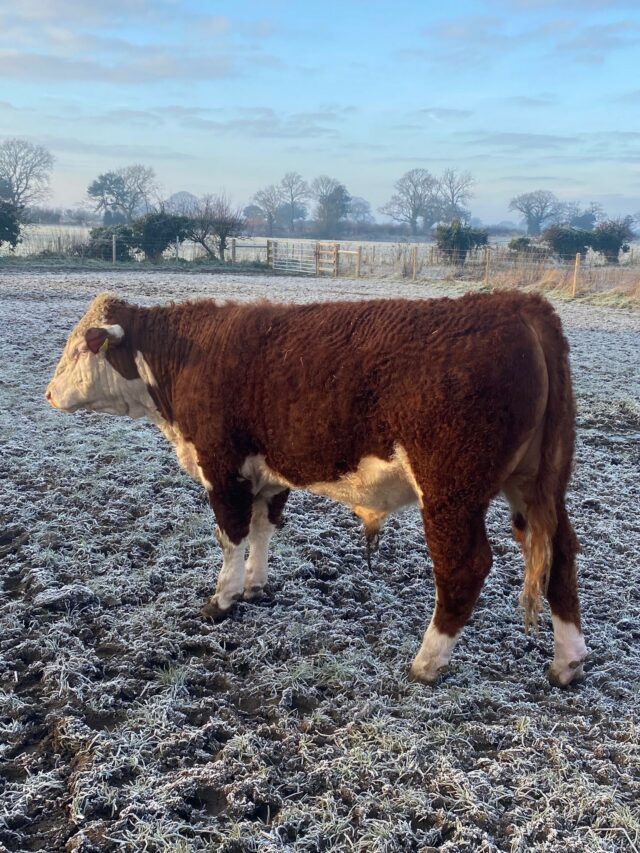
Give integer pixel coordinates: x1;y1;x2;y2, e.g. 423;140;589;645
0;270;638;853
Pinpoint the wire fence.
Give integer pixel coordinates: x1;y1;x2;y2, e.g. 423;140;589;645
2;226;639;298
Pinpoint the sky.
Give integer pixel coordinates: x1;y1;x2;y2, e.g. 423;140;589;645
1;0;639;223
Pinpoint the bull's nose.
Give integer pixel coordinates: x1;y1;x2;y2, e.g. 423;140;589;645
46;390;52;400
45;389;58;408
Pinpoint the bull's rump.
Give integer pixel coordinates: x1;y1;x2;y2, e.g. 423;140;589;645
180;291;557;500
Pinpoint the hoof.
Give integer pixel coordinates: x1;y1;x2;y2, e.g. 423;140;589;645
201;592;242;622
408;662;449;685
546;658;586;688
243;584;272;601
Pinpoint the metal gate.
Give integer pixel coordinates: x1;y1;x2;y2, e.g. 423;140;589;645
269;240;318;275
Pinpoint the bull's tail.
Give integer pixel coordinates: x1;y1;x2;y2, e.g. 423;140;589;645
520;510;554;633
516;296;576;633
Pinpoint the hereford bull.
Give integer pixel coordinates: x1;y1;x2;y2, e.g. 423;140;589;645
46;290;587;686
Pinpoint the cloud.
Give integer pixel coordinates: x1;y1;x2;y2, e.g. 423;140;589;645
0;48;239;83
415;107;473;121
0;8;285;85
96;109;164;127
41;135;193;160
471;131;578;150
11;0;178;25
499;174;583;184
404;13;638;69
181;108;342;139
503;94;556;107
339;142;388;152
554;20;640;63
196;15;278;39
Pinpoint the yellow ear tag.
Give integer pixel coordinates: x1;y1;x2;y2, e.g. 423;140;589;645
99;337;109;353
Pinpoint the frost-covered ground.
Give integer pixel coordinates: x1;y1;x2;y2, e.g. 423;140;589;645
0;270;639;853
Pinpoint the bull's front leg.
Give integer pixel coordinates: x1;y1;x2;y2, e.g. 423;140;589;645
201;474;253;620
244;489;289;600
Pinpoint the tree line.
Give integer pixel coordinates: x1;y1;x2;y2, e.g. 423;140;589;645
0;137;638;262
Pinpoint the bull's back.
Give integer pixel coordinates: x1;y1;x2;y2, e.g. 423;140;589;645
221;293;552;491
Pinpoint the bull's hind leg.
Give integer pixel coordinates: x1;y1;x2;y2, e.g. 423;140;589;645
410;505;492;683
244;489;289;600
546;500;586;685
505;480;586;686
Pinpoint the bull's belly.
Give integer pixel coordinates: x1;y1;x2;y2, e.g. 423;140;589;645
240;446;422;516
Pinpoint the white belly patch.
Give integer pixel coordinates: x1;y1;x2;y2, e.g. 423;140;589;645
239;445;422;515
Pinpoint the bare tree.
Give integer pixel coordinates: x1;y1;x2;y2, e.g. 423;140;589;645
87;164;157;223
184;194;244;261
438;169;474;222
558;201;604;230
279;172;309;232
379;169;440;236
253;185;283;237
164;191;199;216
509;190;561;236
348;196;374;227
0;138;54;210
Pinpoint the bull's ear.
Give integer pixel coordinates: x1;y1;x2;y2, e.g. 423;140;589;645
85;325;124;354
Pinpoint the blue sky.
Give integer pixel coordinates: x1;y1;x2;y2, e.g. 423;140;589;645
1;0;639;221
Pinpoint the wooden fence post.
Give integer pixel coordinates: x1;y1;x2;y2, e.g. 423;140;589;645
412;245;417;281
175;237;180;261
429;245;434;266
112;234;116;265
484;247;491;286
356;246;362;279
315;243;319;276
572;252;580;297
334;243;339;277
231;238;236;264
266;239;273;267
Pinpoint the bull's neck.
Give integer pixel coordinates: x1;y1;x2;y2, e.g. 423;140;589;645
128;303;192;425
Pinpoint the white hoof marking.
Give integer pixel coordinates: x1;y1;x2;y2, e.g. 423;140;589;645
549;615;587;686
410;621;461;683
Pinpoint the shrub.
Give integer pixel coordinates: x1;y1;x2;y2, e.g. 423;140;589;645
591;218;634;264
541;225;592;261
87;225;135;261
435;218;488;264
131;212;189;261
0;201;21;249
508;236;532;252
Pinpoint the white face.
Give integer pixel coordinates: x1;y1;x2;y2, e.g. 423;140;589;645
46;295;153;419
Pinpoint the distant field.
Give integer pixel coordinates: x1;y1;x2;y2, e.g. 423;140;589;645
0;270;639;852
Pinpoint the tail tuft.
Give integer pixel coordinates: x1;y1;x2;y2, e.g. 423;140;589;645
519;518;553;634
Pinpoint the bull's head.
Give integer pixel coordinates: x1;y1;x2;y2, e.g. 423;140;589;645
46;293;153;419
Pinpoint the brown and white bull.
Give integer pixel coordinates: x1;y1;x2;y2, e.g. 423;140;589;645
46;290;587;686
